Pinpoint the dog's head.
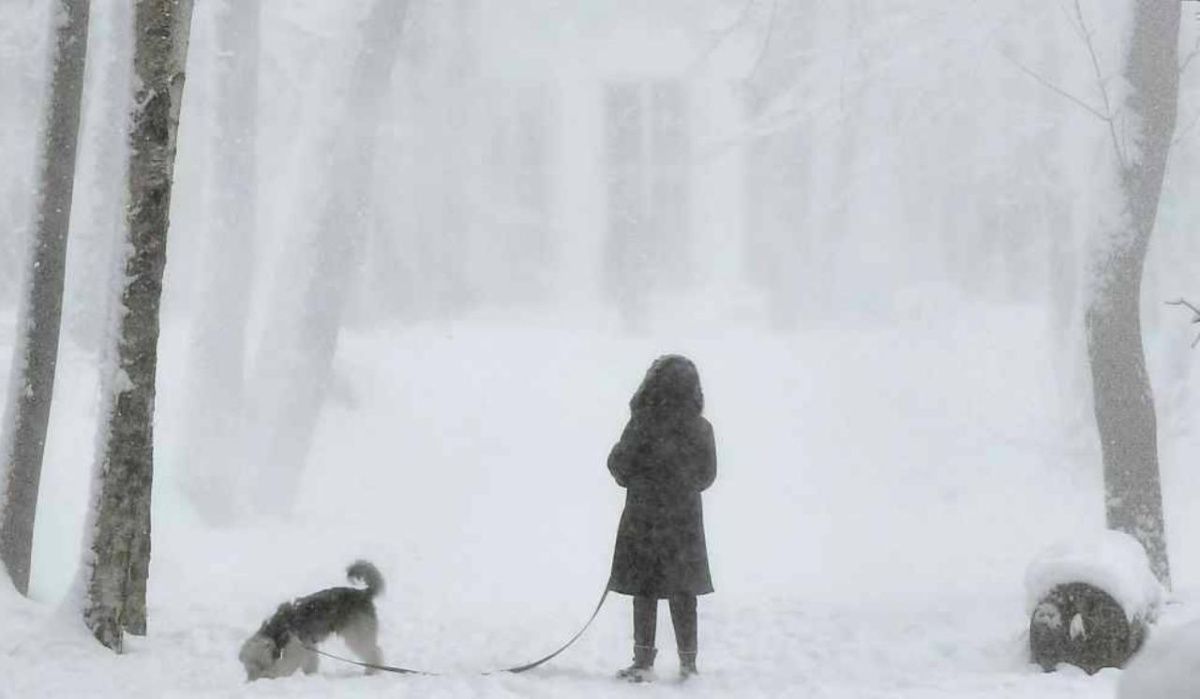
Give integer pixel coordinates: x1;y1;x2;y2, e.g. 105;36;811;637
239;603;294;681
238;633;284;681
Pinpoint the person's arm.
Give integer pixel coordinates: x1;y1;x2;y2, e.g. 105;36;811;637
692;418;716;492
607;419;640;487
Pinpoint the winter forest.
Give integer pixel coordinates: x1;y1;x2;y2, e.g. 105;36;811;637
1;0;1200;696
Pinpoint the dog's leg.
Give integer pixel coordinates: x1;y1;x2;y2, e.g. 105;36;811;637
275;637;305;678
302;647;319;675
343;614;384;675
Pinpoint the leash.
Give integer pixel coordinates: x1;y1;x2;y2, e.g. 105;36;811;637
487;588;610;675
303;588;610;676
304;646;430;675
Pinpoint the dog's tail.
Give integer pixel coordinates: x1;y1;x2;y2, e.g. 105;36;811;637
347;560;385;598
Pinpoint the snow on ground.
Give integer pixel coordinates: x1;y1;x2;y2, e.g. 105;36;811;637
1119;606;1200;699
1;301;1198;697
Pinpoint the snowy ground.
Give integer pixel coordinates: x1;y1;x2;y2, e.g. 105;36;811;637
2;302;1199;698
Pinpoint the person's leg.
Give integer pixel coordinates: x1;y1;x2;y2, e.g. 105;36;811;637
633;595;658;652
669;594;698;678
617;596;658;681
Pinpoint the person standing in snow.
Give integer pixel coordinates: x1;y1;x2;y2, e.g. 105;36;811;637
607;354;717;682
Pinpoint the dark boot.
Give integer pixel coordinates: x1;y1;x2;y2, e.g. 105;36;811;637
618;597;658;682
616;645;656;682
669;595;699;679
679;651;698;679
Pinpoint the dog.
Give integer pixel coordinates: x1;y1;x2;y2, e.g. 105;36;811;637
238;560;385;681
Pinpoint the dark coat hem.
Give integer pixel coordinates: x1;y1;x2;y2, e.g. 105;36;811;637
607;580;715;598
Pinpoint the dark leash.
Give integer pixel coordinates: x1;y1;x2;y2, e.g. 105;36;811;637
303;588;610;676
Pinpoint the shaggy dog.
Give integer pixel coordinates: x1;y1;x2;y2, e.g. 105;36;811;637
238;560;385;681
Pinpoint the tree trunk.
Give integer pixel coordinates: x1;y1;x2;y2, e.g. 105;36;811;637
1085;0;1179;588
82;0;193;652
0;0;90;596
604;81;652;330
248;0;409;515
742;0;814;330
179;0;259;523
809;1;865;314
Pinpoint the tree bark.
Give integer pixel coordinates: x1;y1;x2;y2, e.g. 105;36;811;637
1085;0;1179;588
83;0;193;652
248;0;410;515
0;0;90;596
179;0;259;523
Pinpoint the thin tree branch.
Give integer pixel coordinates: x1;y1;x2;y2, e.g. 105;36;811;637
1072;0;1126;168
1056;0;1087;44
1170;8;1199;148
1171;108;1200;146
1001;51;1110;122
1056;0;1094;44
687;0;760;76
1166;299;1200;347
1166;298;1200;319
1179;33;1200;76
746;0;779;86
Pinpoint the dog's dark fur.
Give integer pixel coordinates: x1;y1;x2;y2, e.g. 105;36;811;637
238;560;385;681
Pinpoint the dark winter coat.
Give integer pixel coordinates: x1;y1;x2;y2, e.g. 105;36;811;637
608;356;716;598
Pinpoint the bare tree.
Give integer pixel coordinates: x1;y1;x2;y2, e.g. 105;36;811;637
1081;0;1180;586
179;0;260;523
83;0;194;651
741;0;815;329
604;78;693;330
248;0;410;515
0;0;90;596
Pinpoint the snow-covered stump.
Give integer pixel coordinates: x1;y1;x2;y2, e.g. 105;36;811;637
1025;531;1164;674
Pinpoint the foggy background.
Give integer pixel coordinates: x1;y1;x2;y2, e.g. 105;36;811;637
0;2;1191;334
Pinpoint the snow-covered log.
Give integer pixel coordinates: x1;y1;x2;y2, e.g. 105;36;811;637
1025;531;1164;673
